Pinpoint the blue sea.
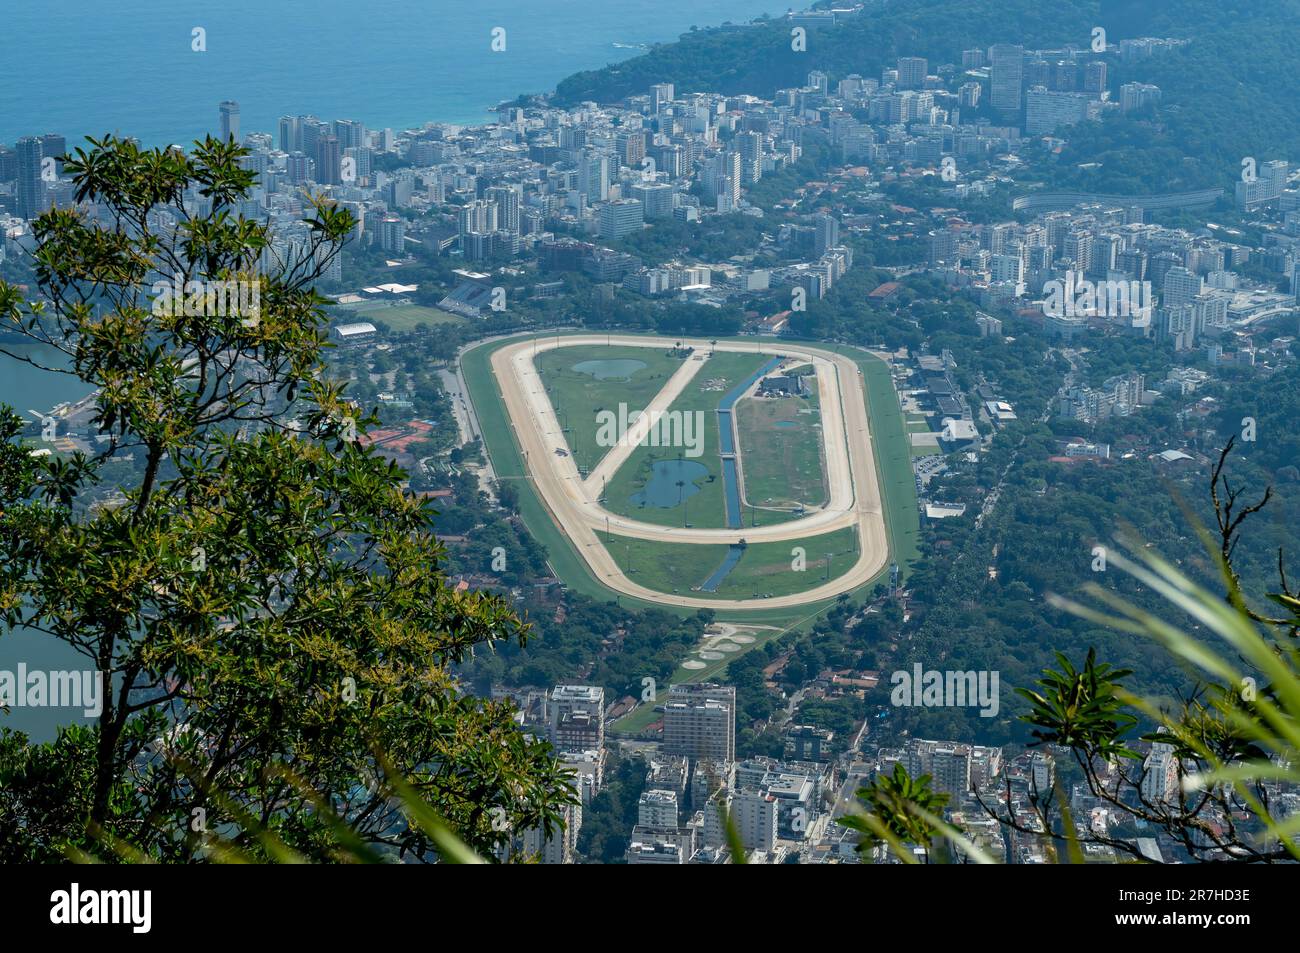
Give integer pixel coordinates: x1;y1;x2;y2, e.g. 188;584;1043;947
0;0;779;148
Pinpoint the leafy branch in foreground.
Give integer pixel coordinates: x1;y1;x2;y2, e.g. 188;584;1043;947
0;134;575;863
840;763;954;863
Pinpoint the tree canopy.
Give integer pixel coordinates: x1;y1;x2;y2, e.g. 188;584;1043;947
0;135;574;863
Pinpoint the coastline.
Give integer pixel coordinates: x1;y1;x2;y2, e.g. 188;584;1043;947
0;1;777;148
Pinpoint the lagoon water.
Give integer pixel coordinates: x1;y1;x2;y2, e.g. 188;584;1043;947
699;544;745;592
629;458;708;509
0;341;92;415
572;358;647;380
0;0;780;146
0;342;96;741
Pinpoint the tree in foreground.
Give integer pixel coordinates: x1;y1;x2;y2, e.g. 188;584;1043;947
0;135;573;862
843;442;1300;864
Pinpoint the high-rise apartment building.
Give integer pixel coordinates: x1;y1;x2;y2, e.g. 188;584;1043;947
278;115;299;153
814;213;839;256
989;44;1024;116
598;198;644;240
1084;60;1108;96
333;119;367;151
618;131;646;170
1157;304;1197;350
1162;266;1203;308
1025;88;1095;135
485;185;521;233
377;216;406;253
662;683;735;763
896;56;927;89
637;790;678;829
649;83;675;114
520;801;581;864
736;131;763;183
1235;159;1289;210
1140;732;1180;805
701;151;741;205
299;119;328;163
219;100;240;143
547;684;605;752
16;136;46;220
343;146;372;182
284;151;315;184
990;253;1024;287
458;198;499;236
630;182;674;220
724;790;778;853
626;180;670;219
578;150;610;202
38;134;66;174
902;738;1002;798
1116;248;1148;280
1119;82;1162;113
315;135;341;185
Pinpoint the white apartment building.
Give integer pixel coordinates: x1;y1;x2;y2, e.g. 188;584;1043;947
638;789;679;829
662;684;736;763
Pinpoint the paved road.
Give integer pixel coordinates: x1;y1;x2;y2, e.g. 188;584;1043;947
831;762;874;821
438;366;478;444
439;362;496;489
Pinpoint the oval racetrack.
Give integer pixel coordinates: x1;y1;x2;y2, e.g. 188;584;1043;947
487;334;889;610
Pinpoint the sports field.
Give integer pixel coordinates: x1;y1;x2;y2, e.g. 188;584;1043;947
735;388;827;511
459;331;918;618
460;331;920;706
341;300;466;332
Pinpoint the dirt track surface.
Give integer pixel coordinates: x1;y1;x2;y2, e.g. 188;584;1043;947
487;334;888;610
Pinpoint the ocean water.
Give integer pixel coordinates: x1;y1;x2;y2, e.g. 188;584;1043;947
0;0;779;147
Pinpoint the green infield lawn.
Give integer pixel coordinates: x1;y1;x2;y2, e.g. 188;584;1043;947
718;526;859;598
597;525;858;600
734;389;827;511
602;350;778;530
533;343;684;475
596;531;729;597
